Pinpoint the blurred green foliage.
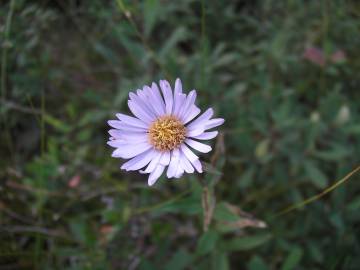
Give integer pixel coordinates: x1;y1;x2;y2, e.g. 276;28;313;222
1;0;360;269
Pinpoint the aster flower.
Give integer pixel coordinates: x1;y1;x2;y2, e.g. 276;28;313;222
107;78;224;186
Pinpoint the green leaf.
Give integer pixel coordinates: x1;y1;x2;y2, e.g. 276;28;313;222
155;196;201;215
69;219;96;247
304;161;328;189
255;139;270;159
143;0;160;37
238;166;255;188
93;43;119;64
308;242;323;263
222;234;271;251
344;124;360;135
212;252;229;270
212;53;238;69
213;202;238;222
313;145;350;161
281;247;303;270
164;249;193;270
196;230;219;256
203;162;223;176
44;114;70;133
159;27;187;59
348;196;360;211
139;259;157;270
114;27;146;60
248;256;269;270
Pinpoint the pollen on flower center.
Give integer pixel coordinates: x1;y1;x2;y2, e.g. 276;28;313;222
148;115;186;151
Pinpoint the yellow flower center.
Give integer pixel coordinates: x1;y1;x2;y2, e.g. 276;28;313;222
148;115;186;151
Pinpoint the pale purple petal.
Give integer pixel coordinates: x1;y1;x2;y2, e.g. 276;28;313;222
173;93;186;117
186;108;214;130
117;132;148;143
142;151;162;173
137;88;156;114
116;113;149;129
137;88;157;115
128;100;154;124
180;143;198;162
192;131;218;140
191;158;203;173
186;126;205;137
121;149;156;171
179;90;196;120
107;139;126;148
129;92;156;118
174;78;183;94
136;89;151;108
148;164;165;186
151;83;166;114
167;148;179;178
205;118;225;130
180;144;203;173
143;84;166;116
111;142;152;159
108;129;122;138
160;80;173;114
159;151;171;166
107;120;123;129
136;89;150;109
108;120;147;132
115;125;147;133
179;151;194;173
185;138;212;153
174;165;184;178
183;105;201;124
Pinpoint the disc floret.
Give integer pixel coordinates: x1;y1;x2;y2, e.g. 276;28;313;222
149;115;186;151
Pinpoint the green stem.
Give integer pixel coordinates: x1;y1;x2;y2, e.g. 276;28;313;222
320;0;329;93
273;165;360;217
1;0;15;99
200;0;206;90
1;0;16;161
133;189;191;215
115;0;171;79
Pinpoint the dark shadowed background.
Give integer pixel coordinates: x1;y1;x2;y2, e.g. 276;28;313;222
1;0;360;269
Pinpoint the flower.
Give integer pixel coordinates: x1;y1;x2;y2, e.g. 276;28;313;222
107;78;224;186
303;47;326;67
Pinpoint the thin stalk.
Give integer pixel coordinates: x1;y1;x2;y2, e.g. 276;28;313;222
273;165;360;217
200;0;206;90
1;0;16;161
320;0;329;93
115;0;171;79
133;189;191;215
1;0;15;99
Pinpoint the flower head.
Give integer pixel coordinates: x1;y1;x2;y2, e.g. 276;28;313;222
107;78;224;186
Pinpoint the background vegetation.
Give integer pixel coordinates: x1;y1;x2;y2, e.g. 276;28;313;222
1;0;360;269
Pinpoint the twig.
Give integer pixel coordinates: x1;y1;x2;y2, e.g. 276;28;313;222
115;0;171;79
133;189;191;215
200;0;206;89
6;180;70;197
1;0;16;161
1;0;15;99
0;225;68;239
210;132;225;166
0;99;42;115
201;186;215;232
0;201;35;224
53;0;122;78
273;164;360;217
